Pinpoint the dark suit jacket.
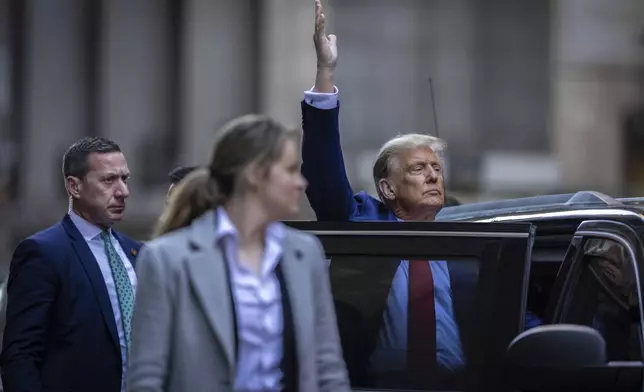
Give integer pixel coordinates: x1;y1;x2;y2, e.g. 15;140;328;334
0;214;142;392
301;101;390;223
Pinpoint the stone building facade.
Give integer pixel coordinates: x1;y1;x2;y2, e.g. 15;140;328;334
0;0;642;273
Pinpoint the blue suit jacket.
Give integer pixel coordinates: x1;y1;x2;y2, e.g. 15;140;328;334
0;214;142;392
301;101;389;222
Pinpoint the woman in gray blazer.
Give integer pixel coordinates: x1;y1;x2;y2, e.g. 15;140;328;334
126;114;350;392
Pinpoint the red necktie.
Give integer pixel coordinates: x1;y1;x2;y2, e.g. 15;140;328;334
407;260;437;372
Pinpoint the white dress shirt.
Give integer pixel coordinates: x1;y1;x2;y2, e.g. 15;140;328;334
216;207;286;391
68;211;137;392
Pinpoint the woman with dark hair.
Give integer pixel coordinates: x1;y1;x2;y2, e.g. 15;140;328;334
127;114;350;392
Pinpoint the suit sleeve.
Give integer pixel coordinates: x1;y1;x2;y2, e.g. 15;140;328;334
310;237;351;392
1;239;58;392
300;100;356;221
127;244;173;392
524;310;542;330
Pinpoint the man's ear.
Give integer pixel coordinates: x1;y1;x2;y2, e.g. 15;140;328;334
65;176;82;199
378;178;396;202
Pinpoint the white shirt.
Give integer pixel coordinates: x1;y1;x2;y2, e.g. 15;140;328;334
216;207;285;392
68;211;137;392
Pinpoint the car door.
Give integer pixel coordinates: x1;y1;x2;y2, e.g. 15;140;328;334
285;220;536;392
546;220;644;390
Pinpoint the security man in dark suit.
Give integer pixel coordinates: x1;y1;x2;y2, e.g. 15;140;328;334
1;137;142;392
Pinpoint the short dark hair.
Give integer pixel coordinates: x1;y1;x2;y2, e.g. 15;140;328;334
62;137;121;179
168;166;198;185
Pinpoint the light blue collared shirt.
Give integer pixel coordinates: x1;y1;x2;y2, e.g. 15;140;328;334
303;89;465;371
215;207;286;391
371;260;465;372
68;211;137;392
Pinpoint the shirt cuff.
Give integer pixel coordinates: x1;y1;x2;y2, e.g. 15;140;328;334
303;86;339;110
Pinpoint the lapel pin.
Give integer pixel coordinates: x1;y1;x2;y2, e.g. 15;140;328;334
131;248;138;256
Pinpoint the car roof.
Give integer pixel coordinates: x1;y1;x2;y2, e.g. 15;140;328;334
437;191;644;222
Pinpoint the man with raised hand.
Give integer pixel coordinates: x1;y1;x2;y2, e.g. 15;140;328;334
301;1;469;389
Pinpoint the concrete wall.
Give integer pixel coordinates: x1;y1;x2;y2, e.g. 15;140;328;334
551;0;644;194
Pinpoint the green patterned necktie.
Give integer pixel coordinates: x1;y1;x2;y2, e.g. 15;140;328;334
100;231;135;351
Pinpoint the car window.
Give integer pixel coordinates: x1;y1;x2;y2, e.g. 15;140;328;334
329;256;480;391
560;238;642;361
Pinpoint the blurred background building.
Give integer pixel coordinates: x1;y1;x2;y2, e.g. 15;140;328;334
0;0;643;273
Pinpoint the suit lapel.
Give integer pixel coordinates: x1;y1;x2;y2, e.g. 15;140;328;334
61;215;120;352
185;211;236;369
112;231;140;268
279;235;313;370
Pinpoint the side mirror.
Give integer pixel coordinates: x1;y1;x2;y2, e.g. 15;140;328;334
505;325;609;391
507;324;606;366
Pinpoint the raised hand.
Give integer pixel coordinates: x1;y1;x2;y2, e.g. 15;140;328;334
314;0;337;70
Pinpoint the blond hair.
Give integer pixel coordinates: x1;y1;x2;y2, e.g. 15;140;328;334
151;114;300;238
153;168;214;238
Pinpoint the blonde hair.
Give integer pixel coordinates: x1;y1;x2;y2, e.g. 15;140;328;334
152;168;214;238
151;114;300;239
372;133;447;202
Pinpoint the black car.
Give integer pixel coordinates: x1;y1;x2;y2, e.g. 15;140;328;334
287;191;644;392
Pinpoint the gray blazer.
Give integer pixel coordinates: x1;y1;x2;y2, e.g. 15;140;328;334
126;210;350;392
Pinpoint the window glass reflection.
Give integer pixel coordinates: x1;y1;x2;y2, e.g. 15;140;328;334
562;239;642;361
328;256;479;390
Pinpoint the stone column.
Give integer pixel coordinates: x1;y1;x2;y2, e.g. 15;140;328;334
20;0;88;221
180;0;257;166
259;0;320;128
98;0;172;218
551;0;643;194
416;0;476;188
259;0;322;219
